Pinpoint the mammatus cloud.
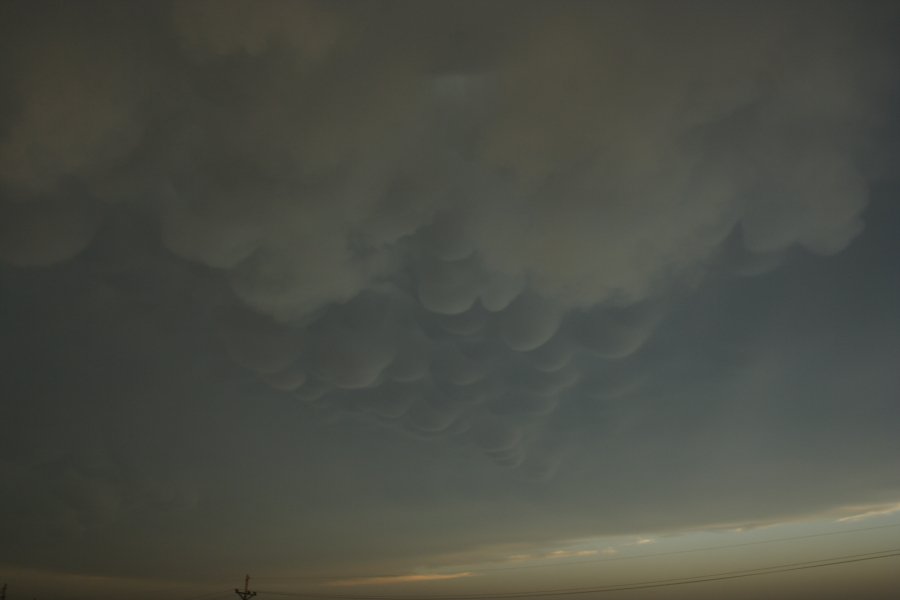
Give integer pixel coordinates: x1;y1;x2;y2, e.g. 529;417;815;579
2;1;893;474
1;0;900;585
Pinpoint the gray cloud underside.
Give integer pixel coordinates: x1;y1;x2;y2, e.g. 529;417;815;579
1;0;899;582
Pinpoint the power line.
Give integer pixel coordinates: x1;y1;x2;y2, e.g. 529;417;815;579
251;520;900;581
255;548;900;600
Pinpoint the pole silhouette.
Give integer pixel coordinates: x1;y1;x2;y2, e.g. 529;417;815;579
235;574;257;600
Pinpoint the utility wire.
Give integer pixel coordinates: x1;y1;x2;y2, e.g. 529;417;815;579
255;548;900;600
252;520;900;581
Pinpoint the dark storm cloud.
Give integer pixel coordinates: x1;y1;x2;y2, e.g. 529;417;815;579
1;0;899;584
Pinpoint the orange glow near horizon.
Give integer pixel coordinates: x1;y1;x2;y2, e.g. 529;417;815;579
330;571;476;587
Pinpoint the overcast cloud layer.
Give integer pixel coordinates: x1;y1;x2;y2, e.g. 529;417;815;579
1;0;899;584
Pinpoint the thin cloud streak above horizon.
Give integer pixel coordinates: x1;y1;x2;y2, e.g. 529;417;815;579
836;503;900;523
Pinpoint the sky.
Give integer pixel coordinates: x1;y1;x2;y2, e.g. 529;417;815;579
1;1;900;599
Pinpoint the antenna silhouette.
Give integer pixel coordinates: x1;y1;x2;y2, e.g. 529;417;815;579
235;574;257;600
